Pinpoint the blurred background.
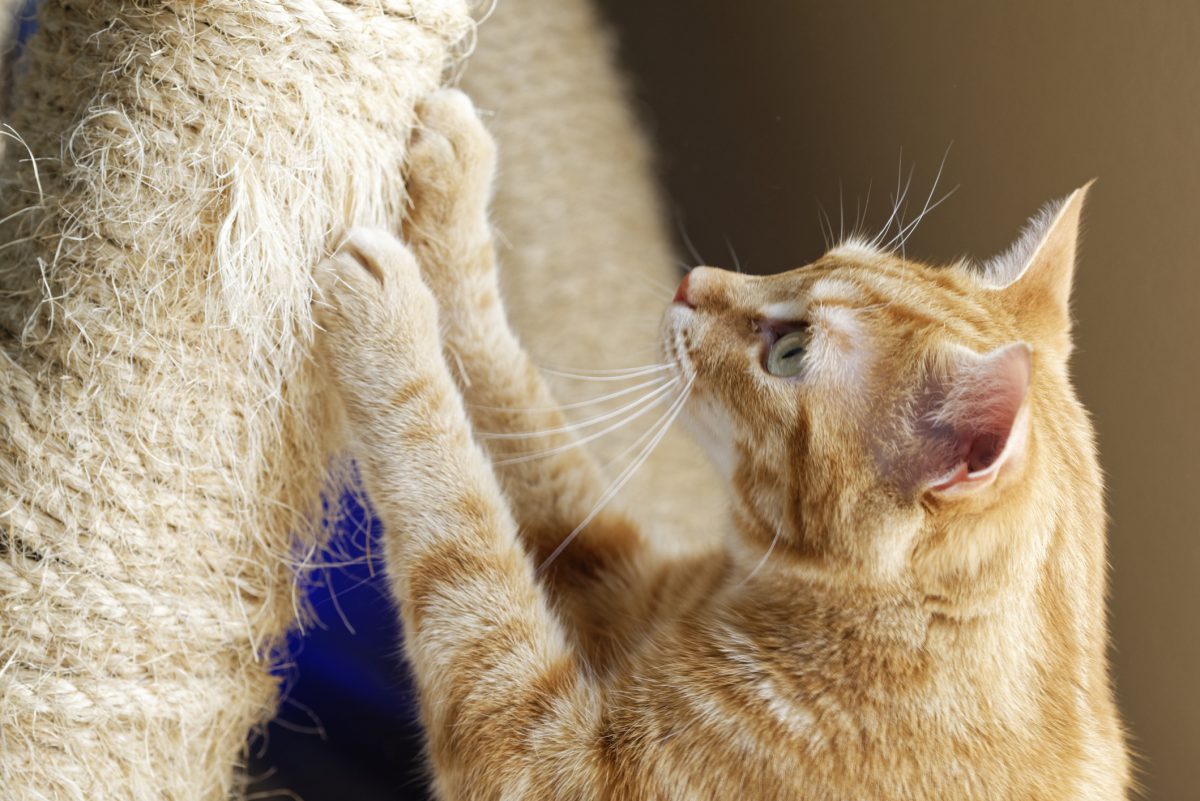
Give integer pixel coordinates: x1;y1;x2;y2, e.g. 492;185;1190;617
599;2;1198;798
250;3;1197;799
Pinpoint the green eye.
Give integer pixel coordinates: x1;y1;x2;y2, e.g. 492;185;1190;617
766;329;810;377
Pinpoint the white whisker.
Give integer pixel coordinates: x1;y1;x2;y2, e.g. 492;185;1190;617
675;207;707;267
478;378;679;440
541;362;670;376
470;376;671;414
537;377;695;571
493;383;679;465
871;153;914;250
598;384;690;472
736;529;781;588
540;363;673;382
883;144;955;254
724;235;744;274
893;185;958;256
816;202;833;249
635;273;678;296
838;180;845;244
859;178;873;236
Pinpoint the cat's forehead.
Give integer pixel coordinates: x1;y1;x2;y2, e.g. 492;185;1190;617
744;250;994;349
752;249;929;308
786;247;979;301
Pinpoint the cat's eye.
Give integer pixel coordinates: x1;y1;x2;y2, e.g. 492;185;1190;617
765;329;811;377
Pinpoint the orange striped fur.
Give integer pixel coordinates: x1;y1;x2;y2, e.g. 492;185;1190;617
315;90;1129;799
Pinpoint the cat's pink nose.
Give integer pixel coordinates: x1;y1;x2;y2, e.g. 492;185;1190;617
673;271;696;309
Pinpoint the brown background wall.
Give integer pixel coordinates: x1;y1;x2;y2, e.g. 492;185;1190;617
599;2;1198;797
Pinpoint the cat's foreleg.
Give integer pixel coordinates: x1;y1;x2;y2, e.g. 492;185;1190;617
316;231;603;798
402;91;656;594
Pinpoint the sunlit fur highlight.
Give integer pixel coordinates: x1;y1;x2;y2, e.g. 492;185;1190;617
318;91;1129;799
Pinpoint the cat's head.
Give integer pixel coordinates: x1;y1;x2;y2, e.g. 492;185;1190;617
662;185;1095;612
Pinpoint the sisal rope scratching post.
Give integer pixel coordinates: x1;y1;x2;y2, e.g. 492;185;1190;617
0;2;471;799
461;0;725;552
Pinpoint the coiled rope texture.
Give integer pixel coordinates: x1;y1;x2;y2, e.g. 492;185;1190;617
0;2;471;798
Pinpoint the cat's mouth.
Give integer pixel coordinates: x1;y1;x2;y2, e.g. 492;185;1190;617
661;304;696;384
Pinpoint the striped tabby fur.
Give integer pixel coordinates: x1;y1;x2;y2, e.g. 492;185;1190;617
315;90;1129;800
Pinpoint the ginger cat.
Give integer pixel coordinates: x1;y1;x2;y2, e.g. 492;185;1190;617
315;90;1129;799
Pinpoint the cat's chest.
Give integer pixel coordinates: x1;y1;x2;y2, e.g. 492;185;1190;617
625;693;1075;801
610;630;1080;800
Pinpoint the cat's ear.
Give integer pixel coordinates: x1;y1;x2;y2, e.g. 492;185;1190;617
977;182;1093;352
914;343;1033;499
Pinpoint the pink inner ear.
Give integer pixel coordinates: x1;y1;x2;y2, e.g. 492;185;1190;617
925;343;1032;493
967;430;1007;474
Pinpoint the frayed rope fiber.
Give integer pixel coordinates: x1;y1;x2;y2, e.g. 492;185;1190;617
0;2;472;799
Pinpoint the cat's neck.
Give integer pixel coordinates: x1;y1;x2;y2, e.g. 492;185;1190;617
724;495;1093;691
717;555;1048;753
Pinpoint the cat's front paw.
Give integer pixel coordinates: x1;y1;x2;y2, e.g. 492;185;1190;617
315;228;438;404
404;89;497;272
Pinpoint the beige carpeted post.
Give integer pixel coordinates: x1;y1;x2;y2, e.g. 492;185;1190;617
0;2;471;799
461;0;725;552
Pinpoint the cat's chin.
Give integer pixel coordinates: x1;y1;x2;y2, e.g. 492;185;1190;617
680;395;737;484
